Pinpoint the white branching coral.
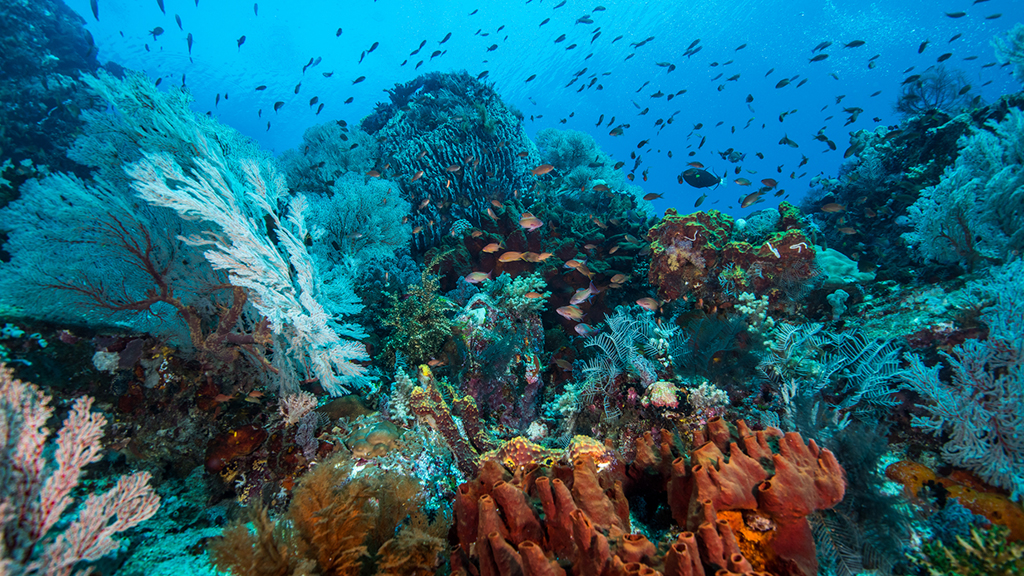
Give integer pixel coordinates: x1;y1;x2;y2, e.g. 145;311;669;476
128;133;370;396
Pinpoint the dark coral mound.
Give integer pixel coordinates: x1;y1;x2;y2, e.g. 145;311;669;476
361;71;541;251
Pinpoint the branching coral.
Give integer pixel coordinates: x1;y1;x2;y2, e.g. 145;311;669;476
904;107;1024;270
993;23;1024;85
901;260;1024;500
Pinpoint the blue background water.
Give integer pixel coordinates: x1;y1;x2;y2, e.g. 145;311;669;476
66;0;1022;217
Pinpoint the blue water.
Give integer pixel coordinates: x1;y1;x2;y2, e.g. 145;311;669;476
66;0;1022;217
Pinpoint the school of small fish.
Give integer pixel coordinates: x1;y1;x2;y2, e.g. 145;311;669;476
89;0;1013;334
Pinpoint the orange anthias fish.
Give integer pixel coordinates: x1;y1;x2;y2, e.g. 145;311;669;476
531;164;555;176
498;251;525;263
482;243;502;253
367;169;381;178
687;161;705;169
570;282;598;305
636;297;660;311
446;164;461;172
761;178;778;188
464;271;491;284
734;178;752;186
409;170;424;182
519;212;544;230
821;203;846;213
643;193;664;201
556;305;585;321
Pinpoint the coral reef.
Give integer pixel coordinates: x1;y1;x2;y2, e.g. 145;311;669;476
647;205;816;310
452;419;845;576
360;71;540;251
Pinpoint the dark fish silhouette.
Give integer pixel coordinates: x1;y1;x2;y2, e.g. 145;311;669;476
149;27;164;40
187;32;193;55
175;14;182;29
255;85;266;91
274;101;284;112
352;76;365;84
368;41;379;53
682;167;723;189
540;18;550;26
157;0;164;14
336;28;342;37
90;0;98;20
439;32;452;44
945;11;966;18
843;39;865;48
253;3;258;15
237;35;246;49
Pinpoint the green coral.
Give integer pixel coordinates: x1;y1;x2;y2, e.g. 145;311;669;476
911;525;1024;576
380;252;456;367
481;272;550;316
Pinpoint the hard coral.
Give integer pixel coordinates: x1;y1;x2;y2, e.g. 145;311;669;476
647;208;816;308
362;71;539;251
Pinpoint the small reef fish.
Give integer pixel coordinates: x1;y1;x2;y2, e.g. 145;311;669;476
498;251;525;263
531;164;555;176
636;297;660;311
464;272;491;284
519;213;544;230
556;305;584;321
